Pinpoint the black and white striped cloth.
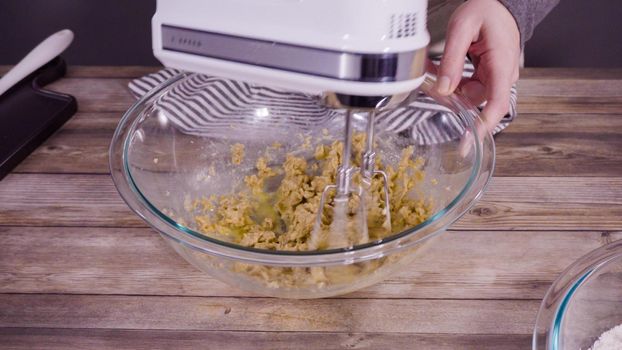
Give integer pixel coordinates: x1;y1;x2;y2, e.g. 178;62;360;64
129;57;517;145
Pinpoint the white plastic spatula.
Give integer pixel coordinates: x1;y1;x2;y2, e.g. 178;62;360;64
0;29;74;98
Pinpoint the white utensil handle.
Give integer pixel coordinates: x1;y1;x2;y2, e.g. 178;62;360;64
0;29;74;97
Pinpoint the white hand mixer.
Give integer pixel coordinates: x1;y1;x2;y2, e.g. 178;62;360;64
151;0;431;247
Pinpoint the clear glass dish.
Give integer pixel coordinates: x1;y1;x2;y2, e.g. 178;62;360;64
534;240;622;349
109;73;495;298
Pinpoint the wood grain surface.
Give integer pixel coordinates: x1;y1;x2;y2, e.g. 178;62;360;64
1;68;621;350
9;112;622;176
1;227;617;300
0;329;530;350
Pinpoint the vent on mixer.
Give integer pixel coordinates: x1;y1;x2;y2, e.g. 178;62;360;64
388;13;417;39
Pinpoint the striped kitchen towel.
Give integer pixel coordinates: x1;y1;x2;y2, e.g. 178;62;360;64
128;57;517;145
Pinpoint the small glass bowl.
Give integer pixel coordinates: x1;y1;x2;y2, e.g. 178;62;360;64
109;73;495;298
534;240;622;349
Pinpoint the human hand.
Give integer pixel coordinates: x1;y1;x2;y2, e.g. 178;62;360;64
435;0;521;135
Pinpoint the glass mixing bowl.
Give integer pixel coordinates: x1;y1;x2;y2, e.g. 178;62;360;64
534;240;622;350
109;73;495;298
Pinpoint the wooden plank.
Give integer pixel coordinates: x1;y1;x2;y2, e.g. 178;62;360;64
517;96;622;114
503;113;622;134
0;227;617;299
519;79;622;97
1;175;622;230
37;74;622;114
10;112;622;176
0;294;538;334
0;328;530;350
64;66;160;78
0;174;142;227
495;117;622;176
516;76;622;114
3;66;621;80
457;201;622;231
3;68;621;113
484;177;622;205
47;78;136;113
518;68;622;80
0;65;160;78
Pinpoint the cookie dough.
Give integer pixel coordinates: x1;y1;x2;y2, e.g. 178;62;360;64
230;143;245;165
194;133;431;251
190;133;432;289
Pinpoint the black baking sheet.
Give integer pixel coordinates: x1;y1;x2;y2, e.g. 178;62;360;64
0;57;77;180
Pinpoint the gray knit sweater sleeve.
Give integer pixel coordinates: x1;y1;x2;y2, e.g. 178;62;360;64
497;0;560;45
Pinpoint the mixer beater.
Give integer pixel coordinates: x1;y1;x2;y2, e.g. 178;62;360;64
360;109;392;233
311;109;392;249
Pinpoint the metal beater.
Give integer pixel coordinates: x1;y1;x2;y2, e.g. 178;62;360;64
312;109;392;249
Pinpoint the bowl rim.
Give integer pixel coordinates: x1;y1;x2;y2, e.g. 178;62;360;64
532;239;622;350
109;72;496;266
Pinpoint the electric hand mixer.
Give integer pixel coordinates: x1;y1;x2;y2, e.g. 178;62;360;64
152;0;430;248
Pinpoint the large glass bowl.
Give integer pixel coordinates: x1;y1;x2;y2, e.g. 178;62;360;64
534;240;622;350
109;73;495;298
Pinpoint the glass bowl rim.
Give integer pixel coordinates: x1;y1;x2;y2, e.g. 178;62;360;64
110;72;495;265
533;239;622;350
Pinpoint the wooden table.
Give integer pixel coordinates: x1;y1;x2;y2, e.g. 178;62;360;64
1;67;621;349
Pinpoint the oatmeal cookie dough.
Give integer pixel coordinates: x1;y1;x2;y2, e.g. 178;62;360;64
194;133;431;252
230;143;245;165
